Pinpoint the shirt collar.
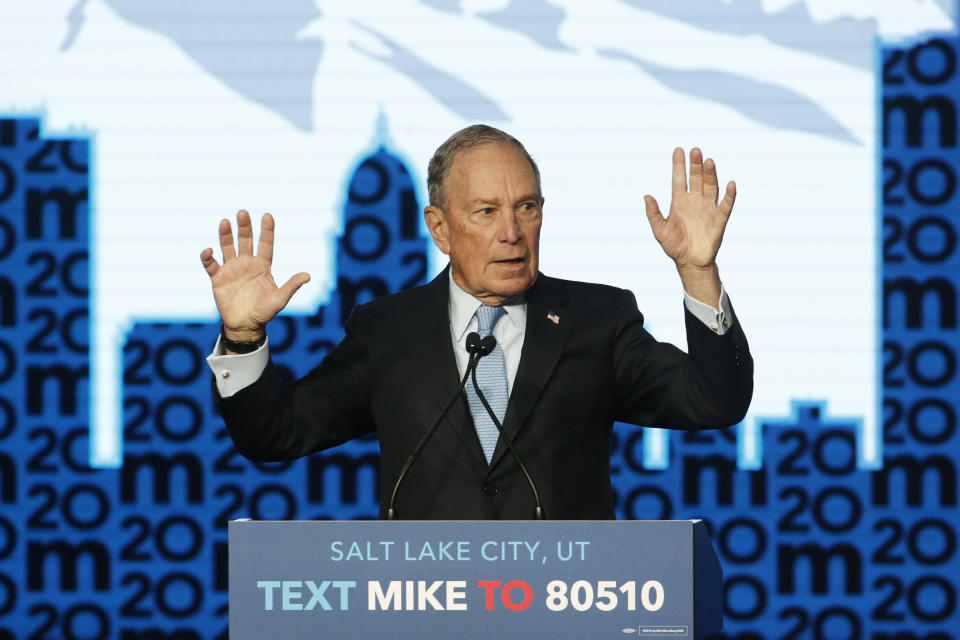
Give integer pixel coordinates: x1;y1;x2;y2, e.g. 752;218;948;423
448;271;527;343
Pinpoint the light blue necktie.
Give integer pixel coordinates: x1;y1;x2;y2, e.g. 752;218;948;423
466;305;509;463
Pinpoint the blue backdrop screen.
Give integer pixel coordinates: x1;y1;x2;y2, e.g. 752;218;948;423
0;2;957;638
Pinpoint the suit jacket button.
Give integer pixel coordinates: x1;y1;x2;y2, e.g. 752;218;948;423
482;482;500;497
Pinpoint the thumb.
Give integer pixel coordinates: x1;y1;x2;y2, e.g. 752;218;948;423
277;272;311;306
643;195;665;232
719;180;737;217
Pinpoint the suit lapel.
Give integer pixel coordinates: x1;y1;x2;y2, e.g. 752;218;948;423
399;269;489;468
490;274;573;467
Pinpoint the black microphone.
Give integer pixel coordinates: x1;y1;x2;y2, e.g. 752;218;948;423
466;331;482;355
469;336;546;520
386;332;486;520
477;335;496;356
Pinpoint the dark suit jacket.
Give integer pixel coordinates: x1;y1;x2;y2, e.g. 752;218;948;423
218;270;753;520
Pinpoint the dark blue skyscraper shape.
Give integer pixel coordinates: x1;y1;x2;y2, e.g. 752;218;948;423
330;133;429;327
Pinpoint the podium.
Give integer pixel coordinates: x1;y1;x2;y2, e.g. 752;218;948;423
229;519;723;639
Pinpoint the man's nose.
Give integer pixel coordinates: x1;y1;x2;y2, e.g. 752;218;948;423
498;212;522;243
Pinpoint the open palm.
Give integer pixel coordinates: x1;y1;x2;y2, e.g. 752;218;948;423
200;211;309;341
644;147;736;269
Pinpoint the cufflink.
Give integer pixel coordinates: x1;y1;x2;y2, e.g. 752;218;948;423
221;370;231;379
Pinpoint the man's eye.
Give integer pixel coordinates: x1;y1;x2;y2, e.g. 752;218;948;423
478;207;495;215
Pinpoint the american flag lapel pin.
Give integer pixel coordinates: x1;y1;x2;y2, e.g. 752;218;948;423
546;310;560;325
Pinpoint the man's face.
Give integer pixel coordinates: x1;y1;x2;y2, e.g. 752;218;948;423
425;141;543;305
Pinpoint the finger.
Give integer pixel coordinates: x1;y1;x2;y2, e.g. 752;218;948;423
257;212;275;263
719;180;737;217
277;272;311;307
199;247;220;277
237;209;254;256
703;157;719;204
671;147;687;197
219;218;236;262
689;147;703;195
643;195;665;232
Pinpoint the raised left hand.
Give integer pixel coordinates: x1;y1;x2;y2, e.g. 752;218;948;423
643;147;736;270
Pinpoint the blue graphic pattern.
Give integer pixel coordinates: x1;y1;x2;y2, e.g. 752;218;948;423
1;29;959;633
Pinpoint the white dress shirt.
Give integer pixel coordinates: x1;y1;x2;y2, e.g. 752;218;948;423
206;273;733;398
447;276;526;394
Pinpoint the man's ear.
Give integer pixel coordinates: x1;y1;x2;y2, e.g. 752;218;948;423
424;205;451;254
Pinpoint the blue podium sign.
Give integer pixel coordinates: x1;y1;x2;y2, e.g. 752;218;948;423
229;520;722;639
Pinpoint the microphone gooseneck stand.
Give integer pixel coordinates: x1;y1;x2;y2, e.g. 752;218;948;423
386;332;485;520
470;336;547;520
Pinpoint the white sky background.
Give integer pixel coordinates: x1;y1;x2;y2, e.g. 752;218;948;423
0;0;954;465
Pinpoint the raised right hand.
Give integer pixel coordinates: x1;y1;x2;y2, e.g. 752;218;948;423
200;210;310;342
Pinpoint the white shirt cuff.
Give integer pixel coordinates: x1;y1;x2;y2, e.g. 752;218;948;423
206;335;270;398
683;285;733;335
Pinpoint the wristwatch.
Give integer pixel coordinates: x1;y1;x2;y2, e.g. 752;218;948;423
220;324;266;354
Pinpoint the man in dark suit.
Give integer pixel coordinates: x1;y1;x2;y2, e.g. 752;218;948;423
200;125;753;520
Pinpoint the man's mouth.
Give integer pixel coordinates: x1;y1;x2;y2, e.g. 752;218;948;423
494;257;525;265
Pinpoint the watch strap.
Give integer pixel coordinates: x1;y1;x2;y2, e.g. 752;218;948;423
221;325;266;354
